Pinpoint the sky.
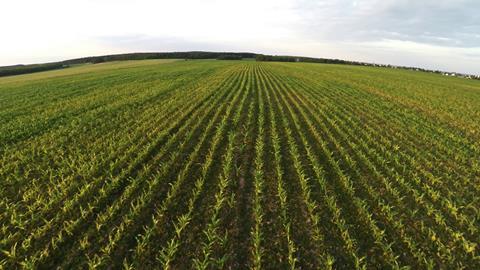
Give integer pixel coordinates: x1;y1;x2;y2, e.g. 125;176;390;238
1;0;479;74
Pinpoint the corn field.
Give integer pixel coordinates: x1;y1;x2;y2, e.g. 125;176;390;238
1;59;479;269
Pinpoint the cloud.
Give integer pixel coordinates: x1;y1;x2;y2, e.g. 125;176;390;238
295;0;480;48
94;34;247;53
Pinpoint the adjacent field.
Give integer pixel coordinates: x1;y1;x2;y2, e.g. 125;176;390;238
1;60;479;269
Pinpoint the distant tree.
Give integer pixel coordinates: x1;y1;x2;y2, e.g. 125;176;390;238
0;63;66;77
217;55;243;60
92;57;106;64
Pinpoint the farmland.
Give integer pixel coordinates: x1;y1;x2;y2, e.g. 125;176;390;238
1;59;479;269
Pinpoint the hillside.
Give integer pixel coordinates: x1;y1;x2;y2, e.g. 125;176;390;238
1;60;479;269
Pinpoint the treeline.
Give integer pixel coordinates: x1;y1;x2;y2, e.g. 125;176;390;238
0;63;66;77
256;54;373;65
255;54;480;80
216;54;244;60
255;54;396;66
64;51;255;65
0;52;255;77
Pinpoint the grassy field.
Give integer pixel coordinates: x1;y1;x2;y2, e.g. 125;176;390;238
1;59;479;269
